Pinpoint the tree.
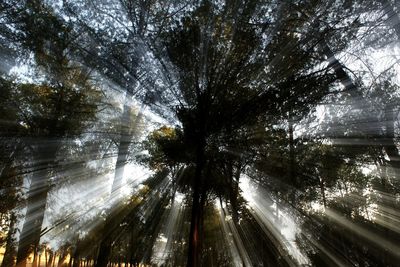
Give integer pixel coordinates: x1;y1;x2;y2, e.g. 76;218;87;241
0;2;102;265
0;77;24;264
144;0;344;265
2;0;400;266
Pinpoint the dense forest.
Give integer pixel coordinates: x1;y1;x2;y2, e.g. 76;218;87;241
1;0;400;266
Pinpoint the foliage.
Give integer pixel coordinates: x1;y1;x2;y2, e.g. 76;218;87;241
0;0;400;266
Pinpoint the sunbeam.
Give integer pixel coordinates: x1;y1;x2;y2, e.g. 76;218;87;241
1;0;400;266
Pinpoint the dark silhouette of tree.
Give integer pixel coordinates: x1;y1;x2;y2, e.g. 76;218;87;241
1;0;400;266
145;0;345;265
0;2;102;266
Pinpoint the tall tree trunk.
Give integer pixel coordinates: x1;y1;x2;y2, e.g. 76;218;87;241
17;139;60;267
384;104;400;175
1;213;17;267
44;249;48;267
68;252;73;267
47;251;53;267
187;140;205;267
380;103;399;264
16;164;47;267
17;142;58;267
377;6;400;256
141;188;172;264
379;0;400;175
112;100;145;197
57;250;67;267
288;112;297;203
110;102;133;198
38;252;42;267
95;103;143;267
187;179;200;267
229;164;241;224
51;253;56;267
95;241;111;267
319;177;327;208
72;246;81;267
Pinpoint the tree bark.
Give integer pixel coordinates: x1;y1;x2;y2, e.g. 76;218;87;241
16;165;47;267
384;104;400;175
229;164;241;224
112;100;145;196
68;252;73;267
95;241;111;267
17;142;58;267
57;250;67;267
319;177;327;208
51;253;56;267
288;112;297;204
187;140;205;267
378;0;400;176
110;102;133;198
95;103;143;267
47;251;53;267
71;243;81;267
1;213;17;267
44;249;48;267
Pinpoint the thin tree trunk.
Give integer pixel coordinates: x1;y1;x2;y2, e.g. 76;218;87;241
230;164;241;224
68;252;73;267
377;8;400;264
378;0;400;175
95;105;144;267
38;252;41;267
288;112;297;204
72;248;80;267
57;250;67;267
95;242;111;267
111;101;145;197
384;104;400;175
320;177;327;208
48;251;54;267
17;142;58;267
110;103;133;198
51;253;56;267
32;246;39;267
187;138;205;267
1;213;17;267
45;249;48;267
187;173;201;267
16;163;48;267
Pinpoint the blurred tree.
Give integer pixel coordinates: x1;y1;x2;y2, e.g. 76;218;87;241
147;0;344;265
1;0;399;266
0;1;102;266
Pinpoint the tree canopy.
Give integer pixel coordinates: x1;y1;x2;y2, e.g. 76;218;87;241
1;0;400;266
